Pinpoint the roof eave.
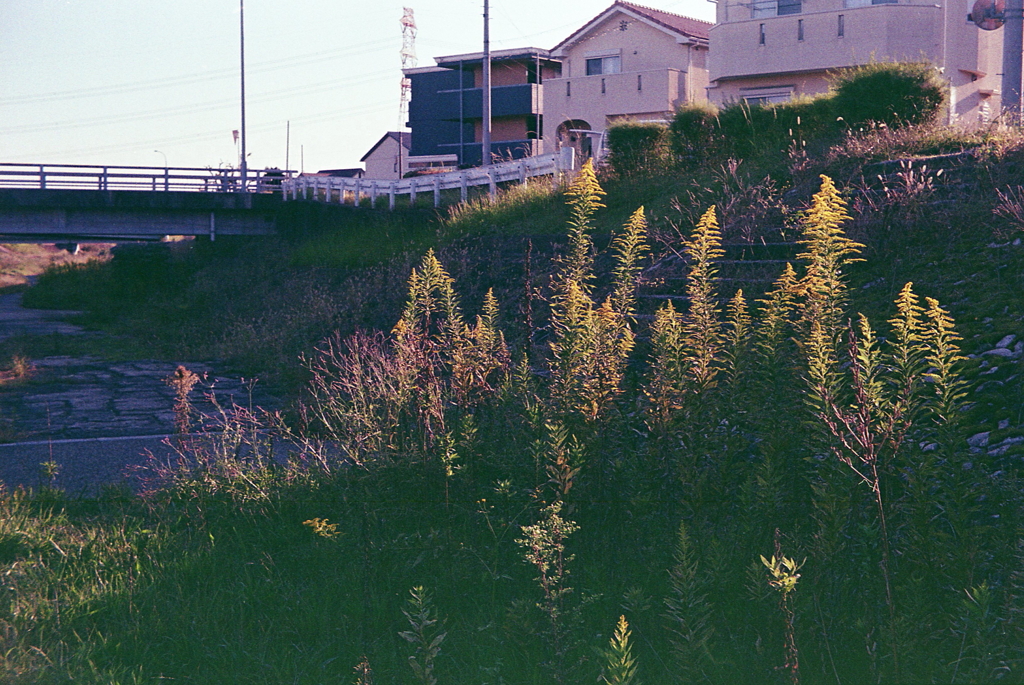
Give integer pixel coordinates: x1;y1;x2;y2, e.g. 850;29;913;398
551;2;709;55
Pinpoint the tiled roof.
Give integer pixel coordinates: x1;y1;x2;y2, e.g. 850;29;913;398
616;2;711;40
552;1;710;53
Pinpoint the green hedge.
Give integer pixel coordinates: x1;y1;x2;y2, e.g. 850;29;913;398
605;121;669;175
831;61;947;127
669;102;721;163
668;61;947;164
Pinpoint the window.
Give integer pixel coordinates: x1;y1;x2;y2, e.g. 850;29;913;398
566;81;571;97
586;56;621;75
753;0;801;16
838;14;845;36
797;19;804;40
741;87;794;105
759;23;766;45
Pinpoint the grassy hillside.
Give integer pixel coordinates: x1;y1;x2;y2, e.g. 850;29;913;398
4;119;1024;684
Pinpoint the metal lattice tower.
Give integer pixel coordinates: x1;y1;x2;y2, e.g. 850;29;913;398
399;7;417;130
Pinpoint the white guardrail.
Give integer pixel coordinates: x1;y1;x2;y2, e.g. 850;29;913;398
281;149;576;209
0;163;291;193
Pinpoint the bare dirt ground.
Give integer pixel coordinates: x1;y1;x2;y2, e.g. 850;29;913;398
0;243;112;288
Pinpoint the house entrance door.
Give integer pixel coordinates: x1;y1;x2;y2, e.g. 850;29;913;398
556;119;593;165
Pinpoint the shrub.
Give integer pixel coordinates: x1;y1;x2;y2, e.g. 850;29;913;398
831;61;946;128
667;62;946;165
605;121;669;176
669;102;721;163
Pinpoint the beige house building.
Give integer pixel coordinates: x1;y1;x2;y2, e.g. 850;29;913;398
542;1;711;155
361;132;411;179
708;0;1003;123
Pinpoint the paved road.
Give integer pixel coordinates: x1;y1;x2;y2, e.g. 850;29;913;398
0;291;281;494
0;434;175;495
0;291;84;340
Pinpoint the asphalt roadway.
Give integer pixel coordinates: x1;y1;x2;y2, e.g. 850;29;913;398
0;289;281;495
0;433;174;495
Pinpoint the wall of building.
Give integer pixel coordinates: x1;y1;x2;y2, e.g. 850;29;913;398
543;68;686;139
472;116;530;143
407;67;475;162
542;10;707;152
408;56;554;166
364;137;407;179
559;12;696;78
710;4;942;82
708;0;1002;124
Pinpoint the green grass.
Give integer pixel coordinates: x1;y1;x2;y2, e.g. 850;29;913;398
7;118;1024;684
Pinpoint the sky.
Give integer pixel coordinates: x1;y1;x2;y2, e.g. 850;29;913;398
0;0;715;174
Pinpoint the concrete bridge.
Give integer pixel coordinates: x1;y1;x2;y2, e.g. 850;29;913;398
0;163;289;241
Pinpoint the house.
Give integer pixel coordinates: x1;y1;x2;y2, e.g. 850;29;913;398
405;48;561;167
542;2;711;156
707;0;1002;123
401;3;710;167
360;132;411;179
317;168;365;178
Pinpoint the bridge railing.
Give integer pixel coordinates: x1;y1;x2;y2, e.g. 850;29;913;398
0;163;294;194
281;149;576;209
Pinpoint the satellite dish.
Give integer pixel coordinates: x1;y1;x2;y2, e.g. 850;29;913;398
971;0;1005;30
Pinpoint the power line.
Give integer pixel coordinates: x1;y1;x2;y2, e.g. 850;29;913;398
1;68;396;135
0;37;398;107
21;100;395;160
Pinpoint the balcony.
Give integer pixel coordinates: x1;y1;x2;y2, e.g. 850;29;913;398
709;3;942;81
544;68;688;123
422;84;540;121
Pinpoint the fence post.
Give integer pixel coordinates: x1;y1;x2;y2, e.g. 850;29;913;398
460;172;468;203
433;177;441;207
389;182;396;210
519;161;527;185
354;179;362;207
370;181;378;208
39;166;46;189
487;168;496;198
164;167;170;192
410;178;417;207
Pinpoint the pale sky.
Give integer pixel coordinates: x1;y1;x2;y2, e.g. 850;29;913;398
0;1;715;173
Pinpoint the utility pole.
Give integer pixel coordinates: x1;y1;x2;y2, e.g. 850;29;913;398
1004;0;1024;121
240;0;248;191
482;0;492;169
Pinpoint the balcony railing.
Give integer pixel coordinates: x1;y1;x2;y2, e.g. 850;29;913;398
709;3;942;80
545;69;686;116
